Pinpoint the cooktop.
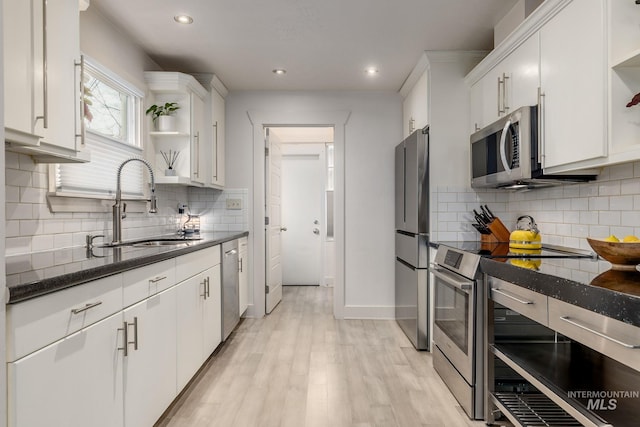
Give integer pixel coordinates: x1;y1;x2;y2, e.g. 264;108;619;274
437;241;597;260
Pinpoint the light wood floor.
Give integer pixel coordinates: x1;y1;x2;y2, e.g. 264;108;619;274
156;286;486;427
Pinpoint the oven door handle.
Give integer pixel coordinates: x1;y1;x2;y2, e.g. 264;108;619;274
431;266;472;293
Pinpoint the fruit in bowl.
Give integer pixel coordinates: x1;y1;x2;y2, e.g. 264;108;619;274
587;236;640;270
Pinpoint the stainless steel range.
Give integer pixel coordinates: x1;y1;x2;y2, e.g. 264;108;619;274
431;244;484;419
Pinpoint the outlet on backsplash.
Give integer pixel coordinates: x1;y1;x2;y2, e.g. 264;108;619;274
226;198;242;210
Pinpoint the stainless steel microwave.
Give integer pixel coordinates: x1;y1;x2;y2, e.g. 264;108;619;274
470;105;597;189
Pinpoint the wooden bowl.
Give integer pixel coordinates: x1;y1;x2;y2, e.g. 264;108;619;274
586;238;640;270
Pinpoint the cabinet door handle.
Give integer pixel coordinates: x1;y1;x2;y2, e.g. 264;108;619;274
559;316;640;349
129;317;139;351
497;76;503;115
239;258;243;273
502;73;509;113
71;301;102;315
492;288;533;305
206;277;210;298
118;321;129;357
537;87;546;166
213;122;218;180
201;278;208;299
36;0;49;128
149;276;167;284
194;131;200;178
74;55;85;146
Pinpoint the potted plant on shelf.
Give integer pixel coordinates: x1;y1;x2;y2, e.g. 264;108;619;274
145;102;180;132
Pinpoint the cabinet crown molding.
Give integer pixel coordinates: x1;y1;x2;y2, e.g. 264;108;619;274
144;71;209;99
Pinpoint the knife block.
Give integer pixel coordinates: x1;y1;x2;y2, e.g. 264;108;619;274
485;218;511;243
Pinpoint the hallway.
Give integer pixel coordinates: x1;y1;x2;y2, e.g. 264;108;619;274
157;286;483;427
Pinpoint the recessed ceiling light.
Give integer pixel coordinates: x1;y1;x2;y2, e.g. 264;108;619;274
272;69;287;75
174;15;193;24
365;67;379;76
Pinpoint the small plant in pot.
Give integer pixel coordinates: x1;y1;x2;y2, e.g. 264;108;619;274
146;102;180;132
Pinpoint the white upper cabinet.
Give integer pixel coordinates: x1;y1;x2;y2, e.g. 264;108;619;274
402;68;429;138
145;72;210;186
539;0;607;170
466;0;621;173
477;33;540;129
607;1;640;165
3;0;86;162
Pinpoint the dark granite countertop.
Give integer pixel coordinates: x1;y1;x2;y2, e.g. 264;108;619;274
6;231;249;304
432;241;640;328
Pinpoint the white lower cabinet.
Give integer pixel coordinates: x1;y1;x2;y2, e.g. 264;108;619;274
7;244;227;427
123;287;177;427
176;264;221;391
8;312;124;427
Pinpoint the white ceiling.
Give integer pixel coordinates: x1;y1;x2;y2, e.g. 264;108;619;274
92;0;519;92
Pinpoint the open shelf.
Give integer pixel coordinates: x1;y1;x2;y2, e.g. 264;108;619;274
491;341;640;427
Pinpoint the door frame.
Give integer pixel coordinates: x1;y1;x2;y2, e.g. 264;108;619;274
247;109;350;319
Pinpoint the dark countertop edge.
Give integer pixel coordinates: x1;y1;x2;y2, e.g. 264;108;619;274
480;257;640;328
7;231;249;304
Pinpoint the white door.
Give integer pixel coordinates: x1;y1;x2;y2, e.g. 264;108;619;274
265;128;283;314
281;150;323;285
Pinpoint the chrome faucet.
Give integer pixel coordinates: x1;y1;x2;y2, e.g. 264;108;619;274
112;158;158;244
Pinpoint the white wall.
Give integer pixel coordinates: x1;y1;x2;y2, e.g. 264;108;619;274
226;91;402;318
80;6;161;89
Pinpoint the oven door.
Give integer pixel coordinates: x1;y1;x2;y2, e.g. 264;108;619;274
432;265;475;384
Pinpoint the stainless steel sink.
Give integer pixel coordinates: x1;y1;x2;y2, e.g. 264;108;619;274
95;237;202;248
132;240;193;247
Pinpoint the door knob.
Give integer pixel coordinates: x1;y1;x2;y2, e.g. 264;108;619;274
280;227;288;232
313;228;320;235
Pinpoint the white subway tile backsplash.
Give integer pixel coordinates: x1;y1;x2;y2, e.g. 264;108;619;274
588;196;609;211
598;211;621;226
609;163;634;180
609;195;633;210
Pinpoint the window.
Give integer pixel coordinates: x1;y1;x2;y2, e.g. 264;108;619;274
54;56;146;199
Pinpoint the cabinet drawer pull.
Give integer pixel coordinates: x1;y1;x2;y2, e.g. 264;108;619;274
71;301;103;315
559;316;640;349
492;289;533;305
149;276;167;284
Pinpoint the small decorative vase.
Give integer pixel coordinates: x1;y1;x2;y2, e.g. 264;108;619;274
156;116;176;132
165;168;176;176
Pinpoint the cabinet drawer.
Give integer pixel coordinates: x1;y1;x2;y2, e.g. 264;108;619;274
175;245;221;283
7;274;123;362
489;277;548;326
548;298;640;372
123;259;175;307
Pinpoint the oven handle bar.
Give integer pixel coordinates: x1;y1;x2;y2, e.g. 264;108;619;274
559;316;640;349
431;266;472;292
492;288;533;305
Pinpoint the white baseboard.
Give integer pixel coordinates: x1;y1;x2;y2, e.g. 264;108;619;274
342;305;395;320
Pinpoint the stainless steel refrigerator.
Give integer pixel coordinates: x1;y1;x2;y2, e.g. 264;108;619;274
395;126;429;350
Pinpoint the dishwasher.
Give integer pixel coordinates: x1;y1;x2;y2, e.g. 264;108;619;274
222;240;240;341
